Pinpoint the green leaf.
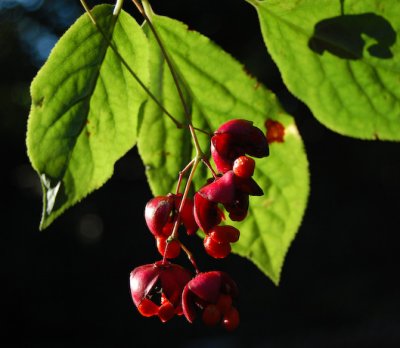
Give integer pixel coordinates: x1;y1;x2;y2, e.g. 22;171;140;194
137;11;309;284
249;0;400;140
26;5;149;229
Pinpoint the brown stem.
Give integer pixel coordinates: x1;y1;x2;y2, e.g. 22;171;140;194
180;242;200;274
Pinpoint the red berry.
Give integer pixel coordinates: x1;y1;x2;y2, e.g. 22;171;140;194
202;304;221;326
198;171;236;205
145;194;199;237
156;237;181;259
137;298;159;317
158;301;175;323
193;193;224;233
211;119;269;173
130;261;191;322
209;225;240;244
233;156;255;178
144;196;174;237
222;306;240;331
216;294;232;314
175;304;184;316
182;271;238;323
203;235;231;259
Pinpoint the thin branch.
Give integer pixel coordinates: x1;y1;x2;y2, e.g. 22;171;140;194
79;0;183;128
133;0;191;122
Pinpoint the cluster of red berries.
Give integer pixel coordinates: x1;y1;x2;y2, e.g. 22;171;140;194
130;119;269;331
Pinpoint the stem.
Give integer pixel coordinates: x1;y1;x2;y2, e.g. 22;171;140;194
188;125;203;157
79;0;183;128
180;242;200;274
126;1;218;271
172;156;201;241
132;1;210;166
162;154;201;265
193;127;212;136
132;0;191;122
202;158;218;178
113;0;124;16
175;159;195;194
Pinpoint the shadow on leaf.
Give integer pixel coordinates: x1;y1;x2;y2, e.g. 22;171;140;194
308;13;396;60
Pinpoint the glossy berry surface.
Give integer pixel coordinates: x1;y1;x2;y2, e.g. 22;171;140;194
130;261;191;322
145;196;174;237
137;298;159;317
181;271;239;330
204;235;231;259
209;225;240;244
158;301;176;323
145;194;198;238
193;193;223;233
222;306;240;331
211;119;269;173
156;237;181;259
233;156;255;178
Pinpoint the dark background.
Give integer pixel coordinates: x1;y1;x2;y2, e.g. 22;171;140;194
2;0;400;347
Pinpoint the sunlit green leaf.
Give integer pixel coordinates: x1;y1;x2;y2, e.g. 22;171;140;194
26;5;149;229
249;0;400;140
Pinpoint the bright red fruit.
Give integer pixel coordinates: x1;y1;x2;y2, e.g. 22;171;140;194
198;171;236;205
158;300;176;323
181;271;239;331
137;298;159;317
175;194;198;236
222;306;240;331
145;194;198;238
211;119;269;173
193;193;224;233
132;118;270;330
203;235;231;259
145;195;174;237
233;156;255;178
194;170;263;229
130;261;192;322
209;225;240;244
156;237;181;259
